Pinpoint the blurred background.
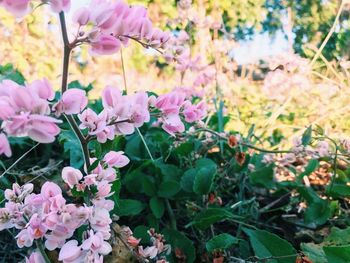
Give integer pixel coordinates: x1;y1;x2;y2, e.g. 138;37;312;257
0;0;349;146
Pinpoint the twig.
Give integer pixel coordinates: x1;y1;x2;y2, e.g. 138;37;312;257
310;1;345;66
0;143;40;179
35;240;51;263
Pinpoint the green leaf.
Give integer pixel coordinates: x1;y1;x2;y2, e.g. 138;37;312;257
301;243;327;263
302;126;312;146
174;142;194;156
88;159;100;173
115;199;145;216
162;229;196;263
206;233;239;252
323;246;350;263
195;158;217;170
187;208;234;230
325;227;350;245
249;165;274;188
180;168;196;192
243;228;296;263
142;176;157;196
133;225;150;244
193;166;216;195
157;180;181;198
59;130;84;169
327;183;350;198
298;187;333;225
297;159;319;181
0;64;25;84
68;80;93;93
150;197;165;219
304;200;332;226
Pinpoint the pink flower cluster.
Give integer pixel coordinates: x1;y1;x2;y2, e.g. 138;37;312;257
164;30;215;97
75;85;206;141
0;0;70;17
263;53;311;101
122;227;170;262
153;91;207;135
72;0;171;55
0;79;61;157
0;150;130;262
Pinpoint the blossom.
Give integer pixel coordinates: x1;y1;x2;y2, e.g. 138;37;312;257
41;182;62;199
182;100;207;123
49;0;71;13
73;6;90;26
90;35;122;55
103;151;130;168
161;114;185;136
0;0;31;17
316;141;330;157
82;230;112;255
72;0;170;55
58;240;83;263
0;133;11;157
0;79;61;144
53;88;88;116
25;251;45;263
62;167;83;189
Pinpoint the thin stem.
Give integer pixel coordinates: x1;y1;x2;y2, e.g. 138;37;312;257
64;115;91;169
59;12;71;93
121;35;164;54
119;47;153;162
35;240;51;263
165;199;177;230
0;143;40;179
195;128;291;154
136;128;154;161
310;1;344;67
59;12;90;170
120;48;128;94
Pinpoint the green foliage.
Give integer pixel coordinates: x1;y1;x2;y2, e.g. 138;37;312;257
0;64;25;84
115;199;146;216
206;233;239;252
58;130;84;169
187;208;234;230
243;228;297;263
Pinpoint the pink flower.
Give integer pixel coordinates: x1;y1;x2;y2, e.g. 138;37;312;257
316;141;330;157
62;167;83;189
82;230;112;255
0;99;15;120
16;229;33;248
26;115;61;143
161;114;185;136
127;236;140;247
0;208;13;230
138;246;158;259
53;89;88;116
27;79;55;101
49;0;71;13
58;240;83;263
25;251;45;263
73;6;90;26
89;207;112;239
96;181;112;198
155;91;186;115
0;133;11;157
41;182;62;199
182;100;207;123
0;0;30;17
103;151;130;168
27;214;47;240
90;35;122;55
